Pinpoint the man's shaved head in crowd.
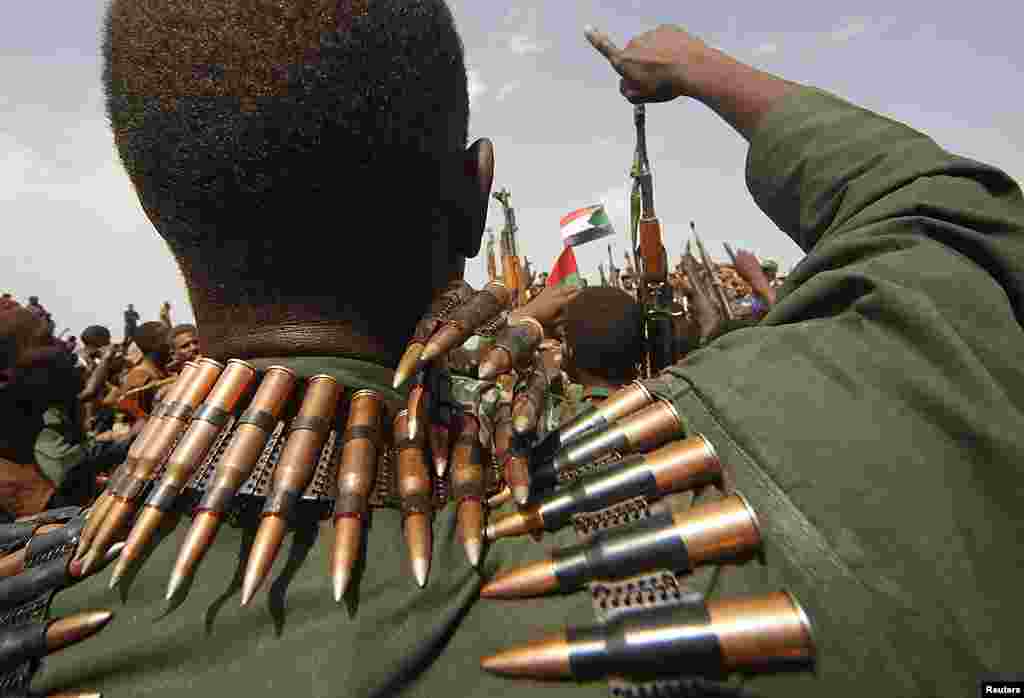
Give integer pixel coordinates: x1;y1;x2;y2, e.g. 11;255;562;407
564;287;645;384
102;0;486;359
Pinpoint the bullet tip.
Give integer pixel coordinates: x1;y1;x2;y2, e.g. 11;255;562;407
418;344;439;365
165;574;184;603
107;569;123;590
434;458;447;479
484;524;497;541
513;416;530;434
464;538;483;568
332;570;350;603
240;588;254;607
412;557;429;588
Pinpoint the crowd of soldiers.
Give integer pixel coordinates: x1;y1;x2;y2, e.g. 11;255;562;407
0;3;1020;698
0;298;200;519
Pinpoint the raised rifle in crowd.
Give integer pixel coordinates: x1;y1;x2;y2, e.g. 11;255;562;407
692;221;734;320
493;188;525;307
630;105;676;376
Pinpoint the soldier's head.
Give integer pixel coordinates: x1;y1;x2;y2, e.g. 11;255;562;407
102;0;490;362
28;296;39;305
761;260;779;282
562;287;644;387
80;325;112;353
170;324;200;364
133;321;171;364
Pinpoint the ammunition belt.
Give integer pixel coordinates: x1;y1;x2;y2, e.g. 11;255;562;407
0;509;87;695
133;394;507;529
569;448;745;697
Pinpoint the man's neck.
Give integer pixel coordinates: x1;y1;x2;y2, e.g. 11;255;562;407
198;317;401;368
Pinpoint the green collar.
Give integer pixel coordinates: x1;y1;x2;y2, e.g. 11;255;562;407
583;386;612;401
247;356;408;409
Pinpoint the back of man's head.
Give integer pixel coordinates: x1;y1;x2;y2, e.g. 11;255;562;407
134;321;170;358
81;325;112;348
564;287;644;384
102;0;473;350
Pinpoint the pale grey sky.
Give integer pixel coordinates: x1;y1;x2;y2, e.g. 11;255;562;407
3;1;1022;338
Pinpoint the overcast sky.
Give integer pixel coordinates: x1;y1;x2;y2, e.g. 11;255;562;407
3;1;1021;339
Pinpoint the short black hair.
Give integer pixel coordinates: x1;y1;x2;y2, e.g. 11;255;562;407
170;324;198;342
81;325;112;345
102;0;469;346
134;321;170;356
564;287;644;382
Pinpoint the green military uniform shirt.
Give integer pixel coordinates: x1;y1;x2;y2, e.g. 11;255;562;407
34;405;88;488
639;87;1024;696
37;86;1024;697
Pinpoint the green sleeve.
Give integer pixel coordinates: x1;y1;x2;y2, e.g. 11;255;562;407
33;407;87;487
643;87;1024;697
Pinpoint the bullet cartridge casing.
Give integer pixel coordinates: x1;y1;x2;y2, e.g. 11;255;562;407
412;280;476;344
512;366;548;436
537;435;722;533
197;366;298;514
552;400;682;476
334;390;384;517
421;281;513;362
563;592;813;680
117;359;224;498
450;414;484;502
533;381;653;463
262;375;341;520
393;410;432;509
552;494;760;590
145;360;256;510
493;404;513;464
393;409;434;585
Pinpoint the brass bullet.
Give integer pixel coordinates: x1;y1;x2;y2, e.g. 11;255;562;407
394;409;433;586
481;494;760;598
393;343;424;390
113;360;256;585
241;375;341;605
480;631;572;679
331;389;383;601
83;360;224;569
167;366;298;597
405;513;432;588
331;516;360;602
419;282;513;365
240;514;288;606
451;414;485;567
46;610;115;654
511;366;547;438
166;511;219;601
77;362;202;558
429;421;450;478
505;453;531;507
394;280;475;388
480;558;559;599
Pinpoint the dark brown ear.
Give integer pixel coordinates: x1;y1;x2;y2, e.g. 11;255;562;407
454;138;494;258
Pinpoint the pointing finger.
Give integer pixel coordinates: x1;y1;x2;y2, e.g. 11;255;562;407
584;25;624;74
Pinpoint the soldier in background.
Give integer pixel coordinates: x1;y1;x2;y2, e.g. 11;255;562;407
560;287;644;420
122;304;139;343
